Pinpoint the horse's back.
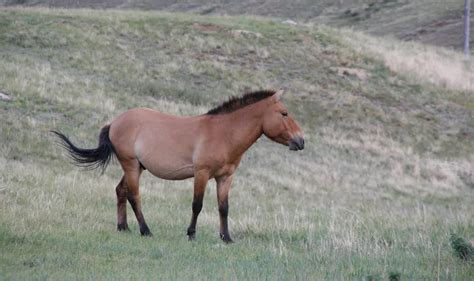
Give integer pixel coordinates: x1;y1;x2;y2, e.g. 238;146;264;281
109;107;197;138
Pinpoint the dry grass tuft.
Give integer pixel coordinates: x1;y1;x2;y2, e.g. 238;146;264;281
340;29;474;93
450;233;474;262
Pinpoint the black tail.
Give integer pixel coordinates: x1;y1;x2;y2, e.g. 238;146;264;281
52;125;115;173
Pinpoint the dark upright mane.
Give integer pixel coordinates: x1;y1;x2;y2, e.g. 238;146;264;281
207;90;276;115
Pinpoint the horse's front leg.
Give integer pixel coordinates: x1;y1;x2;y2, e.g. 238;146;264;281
187;169;210;240
216;174;234;243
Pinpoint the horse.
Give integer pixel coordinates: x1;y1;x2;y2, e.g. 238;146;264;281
53;89;304;243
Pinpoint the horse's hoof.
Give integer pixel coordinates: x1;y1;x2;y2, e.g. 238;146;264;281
117;223;129;232
187;228;196;241
220;233;234;244
140;226;153;236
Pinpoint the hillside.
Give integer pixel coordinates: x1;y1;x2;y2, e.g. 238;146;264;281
1;0;473;50
0;7;473;280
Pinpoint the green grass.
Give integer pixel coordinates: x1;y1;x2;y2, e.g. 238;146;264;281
0;7;473;280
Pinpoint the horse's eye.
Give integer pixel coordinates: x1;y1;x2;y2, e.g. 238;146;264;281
281;112;288;117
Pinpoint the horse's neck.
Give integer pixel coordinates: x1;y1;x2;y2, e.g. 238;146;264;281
215;105;265;157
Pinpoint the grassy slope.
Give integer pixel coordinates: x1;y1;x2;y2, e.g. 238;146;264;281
0;8;473;280
330;0;472;50
2;0;472;49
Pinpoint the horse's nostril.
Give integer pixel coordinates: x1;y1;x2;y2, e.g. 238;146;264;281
289;137;304;151
298;137;304;150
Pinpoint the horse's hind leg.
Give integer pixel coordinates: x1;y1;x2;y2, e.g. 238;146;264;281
122;160;152;236
116;176;129;231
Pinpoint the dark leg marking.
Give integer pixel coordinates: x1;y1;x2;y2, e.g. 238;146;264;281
187;197;203;240
216;175;234;244
116;177;129;232
218;200;233;243
127;194;152;236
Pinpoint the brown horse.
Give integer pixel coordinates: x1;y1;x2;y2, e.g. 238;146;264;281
53;89;304;243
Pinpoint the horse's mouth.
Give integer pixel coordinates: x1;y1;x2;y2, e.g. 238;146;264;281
289;137;304;151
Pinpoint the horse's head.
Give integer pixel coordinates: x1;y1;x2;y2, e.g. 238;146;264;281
262;90;304;151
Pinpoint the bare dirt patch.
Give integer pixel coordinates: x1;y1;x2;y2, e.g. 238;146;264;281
191;22;223;33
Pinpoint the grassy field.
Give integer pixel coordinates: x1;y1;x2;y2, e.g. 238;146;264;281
0;7;473;280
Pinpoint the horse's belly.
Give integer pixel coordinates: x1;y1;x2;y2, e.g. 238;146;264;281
134;131;196;180
145;162;195;180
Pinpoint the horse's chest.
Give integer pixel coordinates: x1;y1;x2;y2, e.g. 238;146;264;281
211;162;239;178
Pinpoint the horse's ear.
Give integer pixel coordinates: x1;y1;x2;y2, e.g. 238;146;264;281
273;90;284;102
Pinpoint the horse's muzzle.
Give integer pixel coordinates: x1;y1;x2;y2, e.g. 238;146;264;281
289;136;304;151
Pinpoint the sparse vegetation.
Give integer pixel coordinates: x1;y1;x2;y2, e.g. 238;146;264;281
338;28;474;93
0;7;473;280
